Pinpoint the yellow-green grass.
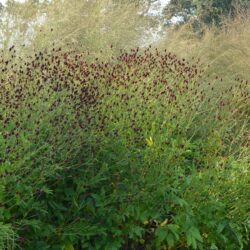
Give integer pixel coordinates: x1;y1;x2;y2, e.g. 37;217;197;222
157;10;250;83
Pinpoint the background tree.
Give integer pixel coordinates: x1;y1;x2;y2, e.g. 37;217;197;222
164;0;250;27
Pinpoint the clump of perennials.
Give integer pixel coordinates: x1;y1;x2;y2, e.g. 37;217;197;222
0;45;249;250
1;45;248;154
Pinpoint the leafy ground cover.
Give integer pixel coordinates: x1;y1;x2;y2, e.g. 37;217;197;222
0;45;249;249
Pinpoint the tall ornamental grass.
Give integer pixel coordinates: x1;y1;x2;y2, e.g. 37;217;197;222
157;9;250;83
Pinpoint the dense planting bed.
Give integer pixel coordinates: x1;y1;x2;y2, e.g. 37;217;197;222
0;46;249;249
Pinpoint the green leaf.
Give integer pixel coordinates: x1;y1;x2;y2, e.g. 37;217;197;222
61;242;74;250
187;227;203;249
155;226;167;242
217;220;227;233
166;233;175;247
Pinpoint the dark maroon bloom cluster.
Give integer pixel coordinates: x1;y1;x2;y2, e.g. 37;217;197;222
0;46;249;163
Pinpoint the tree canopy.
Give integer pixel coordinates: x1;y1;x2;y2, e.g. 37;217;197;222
164;0;250;26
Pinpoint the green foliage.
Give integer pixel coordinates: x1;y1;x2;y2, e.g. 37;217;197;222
0;44;249;249
0;222;15;250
